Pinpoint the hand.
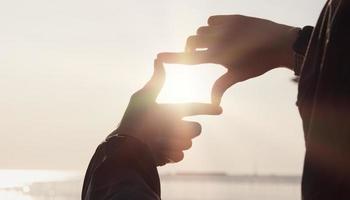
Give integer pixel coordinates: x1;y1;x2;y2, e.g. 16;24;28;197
158;15;300;105
115;60;222;166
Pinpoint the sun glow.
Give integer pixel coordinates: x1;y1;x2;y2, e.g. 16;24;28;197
0;170;79;189
157;64;226;104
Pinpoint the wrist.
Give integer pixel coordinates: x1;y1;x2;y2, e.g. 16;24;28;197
280;27;301;70
111;127;167;167
112;126;145;143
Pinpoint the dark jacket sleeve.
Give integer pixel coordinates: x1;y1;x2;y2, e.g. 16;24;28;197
81;135;161;200
297;1;350;199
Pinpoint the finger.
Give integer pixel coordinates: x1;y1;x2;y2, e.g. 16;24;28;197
163;103;223;117
211;72;237;105
141;59;165;101
197;26;211;35
164;139;192;151
157;52;213;65
153;152;171;166
197;26;225;36
208;15;243;26
173;121;202;139
186;35;215;52
164;151;184;163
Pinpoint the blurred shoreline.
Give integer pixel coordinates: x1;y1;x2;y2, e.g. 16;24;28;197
0;170;301;189
0;170;301;200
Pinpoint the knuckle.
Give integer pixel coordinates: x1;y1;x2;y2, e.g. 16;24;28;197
168;152;184;163
175;152;184;162
230;15;245;24
196;27;202;34
186;35;196;44
207;16;217;24
184;140;192;150
196;26;206;34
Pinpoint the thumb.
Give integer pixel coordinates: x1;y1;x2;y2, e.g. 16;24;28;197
141;59;166;101
211;72;237;105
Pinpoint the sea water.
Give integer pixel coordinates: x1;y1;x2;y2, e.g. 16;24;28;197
0;170;301;200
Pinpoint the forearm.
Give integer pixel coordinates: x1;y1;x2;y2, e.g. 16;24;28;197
82;133;161;200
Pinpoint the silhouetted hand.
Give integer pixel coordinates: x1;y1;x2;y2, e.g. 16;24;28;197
158;15;300;105
115;60;222;166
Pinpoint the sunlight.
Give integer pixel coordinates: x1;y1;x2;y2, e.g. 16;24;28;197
0;170;79;188
157;64;226;104
0;190;33;200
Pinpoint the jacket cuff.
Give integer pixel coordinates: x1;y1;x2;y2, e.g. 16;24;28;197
293;26;314;75
103;135;161;196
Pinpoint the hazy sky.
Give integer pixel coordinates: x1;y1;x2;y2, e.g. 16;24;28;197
0;0;325;175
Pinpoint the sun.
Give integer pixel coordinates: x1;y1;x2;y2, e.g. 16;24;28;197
157;64;226;104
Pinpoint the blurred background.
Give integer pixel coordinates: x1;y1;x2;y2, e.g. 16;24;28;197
0;0;325;199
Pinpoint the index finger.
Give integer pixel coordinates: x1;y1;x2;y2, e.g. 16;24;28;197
207;15;242;26
163;103;223;117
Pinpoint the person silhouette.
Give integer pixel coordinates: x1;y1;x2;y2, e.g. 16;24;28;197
83;1;350;199
158;0;350;199
82;60;222;200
